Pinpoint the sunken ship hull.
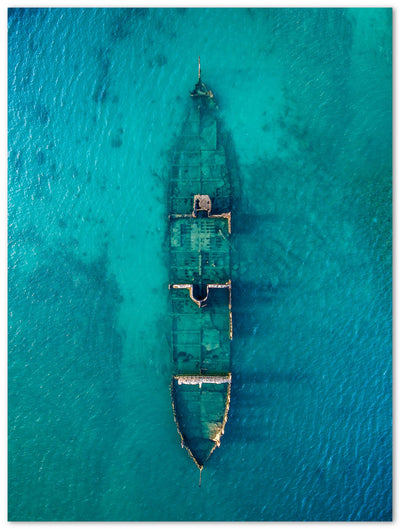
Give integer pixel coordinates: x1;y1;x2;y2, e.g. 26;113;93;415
169;60;233;473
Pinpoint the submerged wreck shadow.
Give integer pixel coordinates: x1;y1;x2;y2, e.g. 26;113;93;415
233;213;281;234
230;280;286;338
233;279;283;305
223;371;313;443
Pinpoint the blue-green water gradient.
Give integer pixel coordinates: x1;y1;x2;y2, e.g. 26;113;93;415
8;7;392;521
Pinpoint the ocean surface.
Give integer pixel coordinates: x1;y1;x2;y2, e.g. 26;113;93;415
8;8;392;521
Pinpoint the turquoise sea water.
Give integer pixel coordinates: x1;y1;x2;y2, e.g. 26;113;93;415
8;8;392;521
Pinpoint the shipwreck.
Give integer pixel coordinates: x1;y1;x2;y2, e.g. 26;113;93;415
169;58;233;485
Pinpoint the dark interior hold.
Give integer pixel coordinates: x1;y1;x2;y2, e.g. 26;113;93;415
192;283;208;302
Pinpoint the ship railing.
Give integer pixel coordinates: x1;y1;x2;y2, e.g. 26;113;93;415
174;374;231;387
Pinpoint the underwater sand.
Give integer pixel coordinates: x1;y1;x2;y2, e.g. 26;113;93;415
8;7;392;521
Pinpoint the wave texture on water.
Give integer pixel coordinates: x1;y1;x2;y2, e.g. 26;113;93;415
8;7;391;521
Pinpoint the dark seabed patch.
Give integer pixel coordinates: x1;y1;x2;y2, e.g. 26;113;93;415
8;244;124;520
8;6;391;522
92;47;112;103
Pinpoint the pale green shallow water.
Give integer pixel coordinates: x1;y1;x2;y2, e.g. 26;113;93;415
8;8;391;521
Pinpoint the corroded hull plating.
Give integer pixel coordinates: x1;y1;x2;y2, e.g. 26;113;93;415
169;61;232;474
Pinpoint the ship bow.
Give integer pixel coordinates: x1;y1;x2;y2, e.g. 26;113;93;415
171;375;231;468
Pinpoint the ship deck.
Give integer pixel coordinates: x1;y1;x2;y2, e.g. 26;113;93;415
171;286;231;374
169;68;233;471
170;215;231;284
